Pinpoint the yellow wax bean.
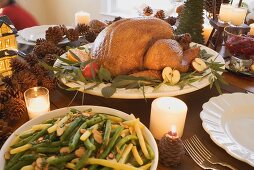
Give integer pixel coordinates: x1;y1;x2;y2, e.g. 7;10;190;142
32;124;52;131
140;162;152;170
104;115;123;122
80;130;92;141
122;118;139;126
131;146;143;165
65;163;75;169
21;165;34;170
10;144;32;154
47;119;60;133
119;143;133;164
135;122;150;159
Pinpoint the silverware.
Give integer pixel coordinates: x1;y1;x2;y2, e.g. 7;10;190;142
183;139;220;170
189;135;238;170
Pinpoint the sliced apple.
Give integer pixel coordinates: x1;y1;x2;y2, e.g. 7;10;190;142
162;67;181;85
191;58;207;73
250;64;254;72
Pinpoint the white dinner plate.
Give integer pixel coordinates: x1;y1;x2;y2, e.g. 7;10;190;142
19;25;71;44
0;105;158;170
54;43;225;99
200;93;254;167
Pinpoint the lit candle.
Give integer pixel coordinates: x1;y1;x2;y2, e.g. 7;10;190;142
149;97;188;140
249;24;254;35
203;25;213;44
24;87;50;119
75;11;91;25
230;7;248;26
219;4;233;23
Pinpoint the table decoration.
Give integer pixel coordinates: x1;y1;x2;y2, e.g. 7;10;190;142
204;0;230;17
149;97;187;140
230;6;247;26
200;93;254;167
24;86;50;119
0;105;158;170
158;126;185;167
218;4;233;23
75;11;91;25
0;119;13;146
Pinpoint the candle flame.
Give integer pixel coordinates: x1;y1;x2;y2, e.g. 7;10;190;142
171;125;176;133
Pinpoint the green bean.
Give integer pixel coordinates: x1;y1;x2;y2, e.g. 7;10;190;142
9;159;35;170
84;138;96;150
146;142;155;160
102;120;111;147
115;135;138;150
89;126;124;170
5;152;24;170
19;131;34;139
29;127;51;143
19;154;37;161
76;149;93;170
43;118;57;124
60;117;83;142
116;144;127;161
47;154;75;165
11;135;33;148
49;132;58;141
36;147;60;153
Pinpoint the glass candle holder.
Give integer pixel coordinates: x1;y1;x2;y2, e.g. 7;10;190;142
24;87;50;119
149;97;188;140
218;4;233;23
230;7;248;26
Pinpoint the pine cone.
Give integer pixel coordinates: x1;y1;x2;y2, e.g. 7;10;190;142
41;77;57;91
66;28;79;41
5;87;23;100
154;10;165;19
46;26;64;44
0;91;9;103
59;25;68;35
159;132;185;167
0;119;12;146
36;38;46;45
89;20;107;34
4;98;27;121
33;41;58;58
2;77;21;93
30;63;48;77
24;53;39;66
175;33;192;50
10;58;29;73
44;54;57;66
106;16;122;25
143;6;153;16
76;24;90;35
12;70;38;92
85;30;96;42
165;16;177;26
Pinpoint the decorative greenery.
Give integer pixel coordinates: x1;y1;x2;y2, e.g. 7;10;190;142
176;0;205;44
41;44;227;98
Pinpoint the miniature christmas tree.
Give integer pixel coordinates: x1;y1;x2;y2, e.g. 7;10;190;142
176;0;205;44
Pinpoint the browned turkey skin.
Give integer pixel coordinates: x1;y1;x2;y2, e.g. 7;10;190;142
91;18;199;79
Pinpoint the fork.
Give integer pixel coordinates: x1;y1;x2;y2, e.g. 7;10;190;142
183;139;220;170
190;135;238;170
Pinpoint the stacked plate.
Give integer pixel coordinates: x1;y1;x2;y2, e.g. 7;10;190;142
17;25;71;46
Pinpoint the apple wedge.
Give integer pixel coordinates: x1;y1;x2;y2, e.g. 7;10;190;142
162;67;181;85
191;58;207;73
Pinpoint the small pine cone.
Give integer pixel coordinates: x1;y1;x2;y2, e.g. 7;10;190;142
154;10;165;19
59;25;68;35
24;53;39;66
4;98;27;121
12;70;38;92
44;54;57;66
66;28;79;41
41;77;57;91
159;132;185;167
46;26;64;44
174;33;192;50
54;47;66;56
10;58;29;73
33;41;58;58
106;16;122;25
76;24;90;35
36;38;46;45
0;91;9;103
85;30;96;42
89;20;107;34
165;16;177;26
0;119;13;145
2;77;21;93
30;63;48;77
143;6;153;16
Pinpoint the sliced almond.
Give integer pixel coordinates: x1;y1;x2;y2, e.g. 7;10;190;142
92;129;103;144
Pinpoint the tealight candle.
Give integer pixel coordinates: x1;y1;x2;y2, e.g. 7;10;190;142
230;7;248;26
218;4;233;23
249;24;254;35
24;87;50;119
149;97;187;140
75;11;91;25
203;25;213;44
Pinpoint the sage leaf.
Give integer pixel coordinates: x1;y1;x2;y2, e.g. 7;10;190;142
101;85;116;98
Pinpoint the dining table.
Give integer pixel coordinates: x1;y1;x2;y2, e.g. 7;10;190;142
1;42;254;170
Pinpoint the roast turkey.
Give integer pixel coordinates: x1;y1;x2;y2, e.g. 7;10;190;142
91;17;199;78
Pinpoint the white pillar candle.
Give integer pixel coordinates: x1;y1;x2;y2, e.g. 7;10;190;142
219;4;233;23
249;24;254;35
230;7;248;26
149;97;187;140
75;11;91;25
24;87;50;119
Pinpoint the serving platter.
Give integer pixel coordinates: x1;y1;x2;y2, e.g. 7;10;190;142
0;105;158;170
54;43;225;99
200;93;254;167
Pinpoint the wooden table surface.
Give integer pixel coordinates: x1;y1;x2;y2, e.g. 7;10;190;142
46;71;253;170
